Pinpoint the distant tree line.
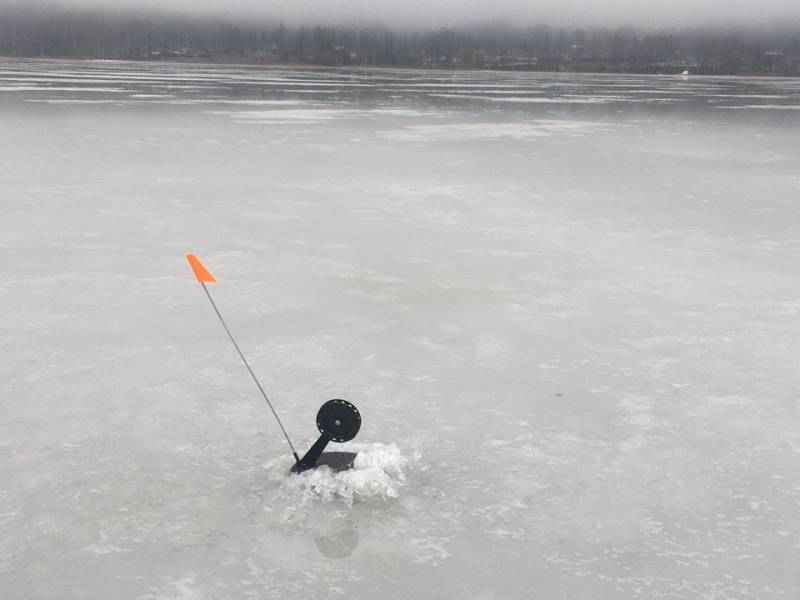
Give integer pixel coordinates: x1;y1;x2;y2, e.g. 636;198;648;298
1;3;799;75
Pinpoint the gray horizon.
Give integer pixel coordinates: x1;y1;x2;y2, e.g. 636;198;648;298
2;0;800;30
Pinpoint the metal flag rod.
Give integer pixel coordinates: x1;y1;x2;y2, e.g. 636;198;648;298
188;254;300;464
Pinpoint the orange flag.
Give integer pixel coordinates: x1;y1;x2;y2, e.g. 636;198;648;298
186;254;217;283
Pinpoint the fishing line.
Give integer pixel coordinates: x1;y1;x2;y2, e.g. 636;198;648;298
187;254;300;463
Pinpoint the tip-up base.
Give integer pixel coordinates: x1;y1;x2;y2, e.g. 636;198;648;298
290;451;357;474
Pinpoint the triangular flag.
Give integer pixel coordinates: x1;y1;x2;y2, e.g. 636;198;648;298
186;254;217;283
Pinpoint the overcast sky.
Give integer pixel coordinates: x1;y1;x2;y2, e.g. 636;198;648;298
7;0;800;29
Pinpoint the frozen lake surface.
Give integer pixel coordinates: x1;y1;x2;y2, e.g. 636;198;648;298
1;58;800;599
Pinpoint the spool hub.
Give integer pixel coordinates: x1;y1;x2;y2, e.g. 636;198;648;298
316;399;361;442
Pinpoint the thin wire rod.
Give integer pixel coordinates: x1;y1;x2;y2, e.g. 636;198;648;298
201;282;300;463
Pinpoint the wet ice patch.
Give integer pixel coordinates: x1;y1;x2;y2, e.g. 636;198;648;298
717;104;800;110
25;99;124;104
207;108;363;124
266;443;409;505
0;85;125;92
379;119;611;142
368;108;437;117
429;93;619;104
208;107;429;124
173;99;311;106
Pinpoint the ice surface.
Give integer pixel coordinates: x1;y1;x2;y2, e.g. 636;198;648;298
1;58;800;599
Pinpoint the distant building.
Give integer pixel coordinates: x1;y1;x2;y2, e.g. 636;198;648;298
764;51;785;72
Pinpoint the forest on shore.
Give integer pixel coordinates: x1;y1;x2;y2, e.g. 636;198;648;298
1;3;799;75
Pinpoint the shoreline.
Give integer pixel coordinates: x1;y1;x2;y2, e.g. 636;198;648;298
1;54;798;79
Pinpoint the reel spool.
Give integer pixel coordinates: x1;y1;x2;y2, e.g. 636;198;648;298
291;399;361;473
